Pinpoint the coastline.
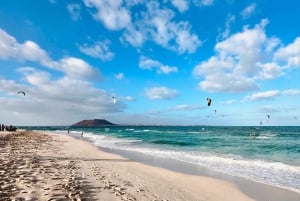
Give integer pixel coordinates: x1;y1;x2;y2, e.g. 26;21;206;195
98;146;300;201
1;130;299;201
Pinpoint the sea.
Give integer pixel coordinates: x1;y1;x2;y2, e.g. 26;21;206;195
25;126;300;194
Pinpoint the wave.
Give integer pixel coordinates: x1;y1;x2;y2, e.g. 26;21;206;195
256;132;278;139
150;139;198;146
82;132;300;194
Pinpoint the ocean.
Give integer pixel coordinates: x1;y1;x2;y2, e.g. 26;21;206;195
28;126;300;193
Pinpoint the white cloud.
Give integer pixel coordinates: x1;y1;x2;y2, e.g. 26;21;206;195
244;89;300;102
146;2;201;54
241;3;256;19
220;99;237;105
78;40;114;61
199;73;258;93
122;24;145;47
257;62;282;80
0;28;101;81
17;67;51;86
193;19;285;93
145;86;179;100
218;14;235;40
115;73;124;80
282;89;300;96
0;79;26;96
83;0;131;30
265;37;281;52
244;90;280;101
193;0;214;7
170;0;189;12
58;57;101;80
125;96;135;101
122;1;201;54
193;56;259;92
139;56;178;74
146;2;176;46
82;1;201;54
139;56;161;69
67;4;81;21
274;37;300;68
0;66;125;125
124;0;144;7
173;22;201;54
0;29;53;66
169;104;200;111
215;20;268;75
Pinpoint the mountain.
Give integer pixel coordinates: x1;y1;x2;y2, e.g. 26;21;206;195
71;119;116;127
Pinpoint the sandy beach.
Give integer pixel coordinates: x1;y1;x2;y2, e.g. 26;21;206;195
0;130;299;201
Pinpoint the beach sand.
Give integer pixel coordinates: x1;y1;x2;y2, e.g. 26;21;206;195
0;130;299;201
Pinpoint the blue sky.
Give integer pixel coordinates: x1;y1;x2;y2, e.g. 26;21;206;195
0;0;299;126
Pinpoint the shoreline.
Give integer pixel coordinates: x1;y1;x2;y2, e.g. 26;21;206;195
102;146;300;201
67;130;300;201
1;130;299;201
82;136;300;201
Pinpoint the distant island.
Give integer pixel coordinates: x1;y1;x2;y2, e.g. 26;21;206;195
71;119;116;127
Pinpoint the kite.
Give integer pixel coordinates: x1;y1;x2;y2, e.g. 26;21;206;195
17;91;25;96
207;98;212;106
112;96;116;104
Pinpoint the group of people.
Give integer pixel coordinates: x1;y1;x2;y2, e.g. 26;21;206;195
1;124;17;131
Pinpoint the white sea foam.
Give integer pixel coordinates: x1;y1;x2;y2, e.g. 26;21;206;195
83;132;300;194
256;133;278;139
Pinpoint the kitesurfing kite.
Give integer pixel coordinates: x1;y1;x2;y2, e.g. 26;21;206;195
17;91;25;96
207;98;212;106
112;96;116;104
265;114;270;123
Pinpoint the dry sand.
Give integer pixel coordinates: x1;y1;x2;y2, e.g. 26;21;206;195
0;130;298;201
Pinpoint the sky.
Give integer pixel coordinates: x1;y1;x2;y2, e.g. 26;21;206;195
0;0;300;126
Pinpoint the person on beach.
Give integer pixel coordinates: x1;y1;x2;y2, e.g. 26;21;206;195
81;132;83;138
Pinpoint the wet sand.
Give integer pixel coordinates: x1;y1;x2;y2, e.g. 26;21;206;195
0;130;299;201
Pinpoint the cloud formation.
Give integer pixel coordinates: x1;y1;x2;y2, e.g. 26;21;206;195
0;28;101;81
139;56;178;74
244;90;280;101
78;40;114;61
83;0;131;30
244;89;300;101
192;19;295;93
115;73;124;80
241;3;256;19
170;0;189;12
145;86;179;100
67;4;81;21
0;29;52;66
0;28;122;125
83;1;201;54
274;37;300;68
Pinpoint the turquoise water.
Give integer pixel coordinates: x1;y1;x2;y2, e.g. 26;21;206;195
28;126;300;193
